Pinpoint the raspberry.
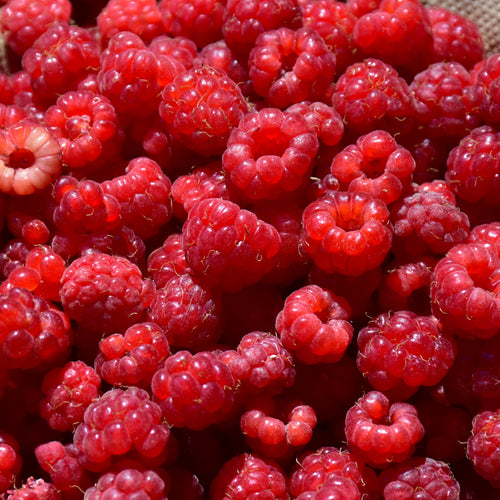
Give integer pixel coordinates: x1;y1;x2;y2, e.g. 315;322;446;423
44;90;123;173
356;311;456;399
330;130;415;205
249;27;336;108
222;108;319;202
73;386;173;464
95;322;170;388
148;273;223;349
222;0;301;56
97;0;167;45
40;361;102;432
151;350;236;430
470;54;500;128
294;475;362;499
0;433;22;493
428;7;485;70
380;457;460;499
149;35;197;70
84;468;168;500
60;253;155;333
101;157;173;240
0;121;62;196
276;284;353;364
332;58;415;137
468;222;500;258
21;23;101;104
182;198;281;292
209;453;288;500
344;390;425;467
467;408;500;487
159;65;249;157
0;239;31;280
0;0;72;56
5;477;60;500
300;190;393;276
0;104;29;128
430;243;500;339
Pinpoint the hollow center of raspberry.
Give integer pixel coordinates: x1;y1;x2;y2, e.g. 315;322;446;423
361;158;385;179
9;148;35;169
254;136;287;157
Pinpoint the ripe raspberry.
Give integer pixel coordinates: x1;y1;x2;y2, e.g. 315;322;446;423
344;390;425;467
0;121;62;196
467;408;500;487
0;0;72;56
357;311;456;399
0;432;22;493
332;58;415;136
60;253;155;333
148;273;223;350
40;361;102;432
209;453;288;500
0;239;31;280
5;477;60;500
428;6;485;70
159;65;249;157
276;284;353;364
330;130;415;205
182;198;281;292
101;157;173;240
159;0;225;48
0;103;29;128
430;243;500;339
44;90;123;173
149;35;197;70
300;190;393;276
380;457;460;499
95;322;170;388
151;350;236;430
222;0;301;56
294;475;362;499
21;23;100;104
222;108;319;202
73;386;173;464
84;468;168;500
97;0;167;45
249;27;336;108
470;54;500;128
468;222;500;258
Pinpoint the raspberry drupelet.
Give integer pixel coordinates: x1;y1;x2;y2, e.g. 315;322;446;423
151;350;236;430
60;253;155;334
471;54;500;128
222;107;319;202
344;390;425;467
149;35;198;70
468;222;500;258
294;475;362;499
0;432;22;493
356;311;456;400
249;27;336;108
300;190;393;276
276;284;353;364
182;198;281;292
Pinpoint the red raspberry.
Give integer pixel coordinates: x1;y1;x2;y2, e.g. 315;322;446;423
159;0;225;48
151;350;236;430
380;457;460;499
44;90;123;173
0;0;72;56
73;386;173;464
101;157;173;240
95;322;170;388
40;361;102;432
182;198;281;292
209;453;288;500
430;243;500;339
148;273;223;350
467;408;500;487
222;108;319;202
294;475;362;499
222;0;301;56
159;65;249;157
470;54;500;128
60;253;155;333
276;284;353;364
428;7;485;70
344;390;425;467
21;23;100;104
84;468;168;500
300;190;393;276
357;311;456;399
149;35;197;70
469;222;500;258
0;239;31;280
0;121;62;196
330;130;415;205
97;0;167;45
249;27;336;108
332;58;415;136
5;477;60;500
0;433;22;493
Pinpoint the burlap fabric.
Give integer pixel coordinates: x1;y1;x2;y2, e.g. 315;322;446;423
420;0;500;55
